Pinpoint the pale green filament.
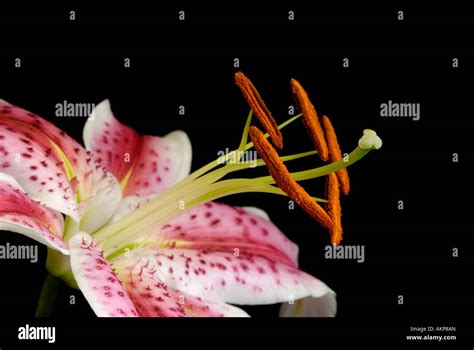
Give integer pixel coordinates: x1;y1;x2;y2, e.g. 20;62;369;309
102;177;327;254
238;110;253;151
92;111;379;257
93;113;304;244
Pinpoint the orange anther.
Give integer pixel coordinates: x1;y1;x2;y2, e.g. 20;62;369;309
249;126;333;230
290;79;329;161
321;115;350;195
235;72;283;149
326;173;343;246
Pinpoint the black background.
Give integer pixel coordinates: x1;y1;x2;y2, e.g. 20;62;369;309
1;3;473;347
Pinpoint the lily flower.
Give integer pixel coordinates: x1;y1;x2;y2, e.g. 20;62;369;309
0;73;381;317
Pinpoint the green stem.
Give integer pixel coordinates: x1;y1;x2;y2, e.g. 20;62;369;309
45;247;71;277
35;273;60;317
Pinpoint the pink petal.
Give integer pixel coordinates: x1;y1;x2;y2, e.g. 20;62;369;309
0;172;68;254
0;101;122;231
70;232;248;317
69;232;138;317
133;248;330;306
119;257;249;317
83;100;192;197
134;203;332;305
157;202;299;266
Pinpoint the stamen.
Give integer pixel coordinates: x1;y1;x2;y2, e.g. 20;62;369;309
249;126;333;230
321;115;350;195
290;79;329;161
235;72;283;149
326;173;343;246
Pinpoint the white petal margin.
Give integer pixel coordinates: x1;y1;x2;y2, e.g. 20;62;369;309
245;206;336;314
242;206;271;220
0;172;68;254
279;292;337;317
69;232;138;317
162;130;192;185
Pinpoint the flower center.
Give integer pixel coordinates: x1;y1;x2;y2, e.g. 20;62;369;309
91;73;382;257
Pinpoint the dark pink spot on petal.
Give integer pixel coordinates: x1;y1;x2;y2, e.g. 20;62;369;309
210;219;220;226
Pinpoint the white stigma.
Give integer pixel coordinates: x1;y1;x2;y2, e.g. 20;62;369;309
358;129;382;150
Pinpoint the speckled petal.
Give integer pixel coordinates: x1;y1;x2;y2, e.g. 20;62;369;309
130;248;330;306
117;256;249;317
69;232;138;317
83;100;192;197
0;172;67;253
119;203;331;306
155;202;299;265
0;100;122;231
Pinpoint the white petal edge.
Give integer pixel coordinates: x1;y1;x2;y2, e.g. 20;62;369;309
0;220;69;255
162;130;192;185
83;99;111;150
279;291;337;317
